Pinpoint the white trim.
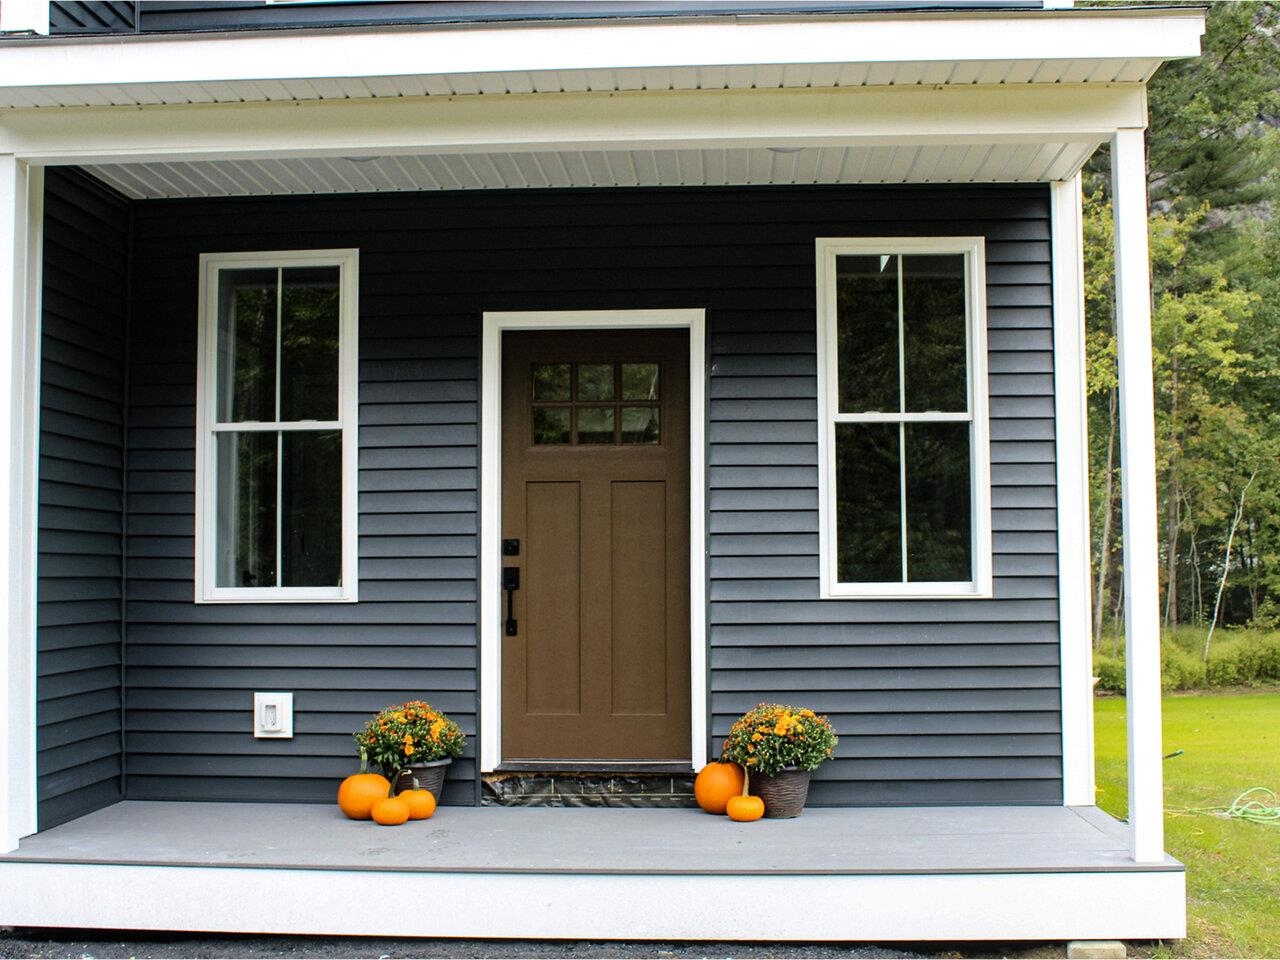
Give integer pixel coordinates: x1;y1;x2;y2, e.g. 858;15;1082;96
479;309;707;773
1111;129;1164;863
0;0;48;34
1052;175;1096;807
0;11;1204;93
0;157;42;852
194;248;359;604
815;237;992;600
0;84;1149;166
0;861;1186;941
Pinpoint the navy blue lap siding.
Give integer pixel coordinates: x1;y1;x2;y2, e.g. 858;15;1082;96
121;183;1059;806
36;169;130;828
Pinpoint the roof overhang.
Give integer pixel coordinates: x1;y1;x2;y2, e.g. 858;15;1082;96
0;6;1206;198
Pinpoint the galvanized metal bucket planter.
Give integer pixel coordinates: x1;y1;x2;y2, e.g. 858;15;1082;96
750;767;811;818
393;758;451;800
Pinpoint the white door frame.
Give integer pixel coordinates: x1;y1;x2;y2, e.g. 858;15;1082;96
479;309;707;773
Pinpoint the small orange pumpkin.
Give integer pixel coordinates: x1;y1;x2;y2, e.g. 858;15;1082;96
371;795;411;826
337;772;391;820
403;789;437;820
726;793;765;822
693;761;745;815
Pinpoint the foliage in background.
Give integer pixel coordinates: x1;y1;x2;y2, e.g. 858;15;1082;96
1093;627;1280;693
1086;2;1280;647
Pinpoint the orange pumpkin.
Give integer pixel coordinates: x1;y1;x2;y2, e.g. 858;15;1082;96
337;772;391;820
693;761;745;815
371;795;411;826
726;794;765;822
403;789;437;820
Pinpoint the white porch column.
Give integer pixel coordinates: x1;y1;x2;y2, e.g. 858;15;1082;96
1051;174;1096;808
0;154;42;852
1110;128;1165;863
0;0;49;34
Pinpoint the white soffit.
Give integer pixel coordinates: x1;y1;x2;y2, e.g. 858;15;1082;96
0;8;1203;196
0;9;1206;109
81;142;1099;199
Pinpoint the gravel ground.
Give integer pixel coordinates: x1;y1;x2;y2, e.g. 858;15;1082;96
0;931;1068;960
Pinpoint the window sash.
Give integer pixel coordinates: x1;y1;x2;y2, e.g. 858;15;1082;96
816;237;992;600
195;249;359;604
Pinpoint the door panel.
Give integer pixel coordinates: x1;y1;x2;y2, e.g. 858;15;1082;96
501;330;690;762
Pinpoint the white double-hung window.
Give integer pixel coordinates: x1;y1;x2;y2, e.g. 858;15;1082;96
816;238;992;599
196;249;359;602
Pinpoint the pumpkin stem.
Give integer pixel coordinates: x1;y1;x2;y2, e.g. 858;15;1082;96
742;767;750;796
357;747;369;775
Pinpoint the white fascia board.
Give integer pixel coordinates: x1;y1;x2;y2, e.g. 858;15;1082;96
0;11;1205;92
0;84;1147;166
0;861;1186;941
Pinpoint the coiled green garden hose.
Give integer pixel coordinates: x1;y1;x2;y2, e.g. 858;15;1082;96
1227;787;1280;825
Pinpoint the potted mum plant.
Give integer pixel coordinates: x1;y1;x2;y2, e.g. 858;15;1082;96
354;700;466;801
720;703;838;818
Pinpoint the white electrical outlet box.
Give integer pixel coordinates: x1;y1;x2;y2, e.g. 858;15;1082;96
253;692;293;738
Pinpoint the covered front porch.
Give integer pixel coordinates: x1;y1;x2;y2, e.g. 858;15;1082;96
0;801;1184;941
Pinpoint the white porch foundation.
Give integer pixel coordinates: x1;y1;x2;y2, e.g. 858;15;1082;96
0;802;1185;941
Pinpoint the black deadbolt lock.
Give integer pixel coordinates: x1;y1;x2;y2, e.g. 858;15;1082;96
502;539;520;556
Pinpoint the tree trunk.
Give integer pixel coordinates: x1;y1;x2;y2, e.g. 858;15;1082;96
1094;386;1119;646
1164;355;1179;630
1205;471;1257;661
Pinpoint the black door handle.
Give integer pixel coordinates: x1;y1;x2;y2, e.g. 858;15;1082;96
503;566;520;636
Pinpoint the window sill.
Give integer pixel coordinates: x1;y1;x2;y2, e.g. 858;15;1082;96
196;589;358;604
821;582;994;601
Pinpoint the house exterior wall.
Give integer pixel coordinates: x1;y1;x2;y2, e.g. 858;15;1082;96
108;182;1062;805
36;168;129;829
44;1;1047;36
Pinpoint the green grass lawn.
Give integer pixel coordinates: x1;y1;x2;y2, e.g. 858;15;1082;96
1094;692;1280;958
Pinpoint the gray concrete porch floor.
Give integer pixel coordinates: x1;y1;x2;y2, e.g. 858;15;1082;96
2;801;1181;874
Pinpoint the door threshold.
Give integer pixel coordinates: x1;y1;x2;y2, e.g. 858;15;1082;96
495;761;694;774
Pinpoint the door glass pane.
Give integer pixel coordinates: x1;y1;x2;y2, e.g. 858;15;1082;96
280;266;340;421
215;431;277;588
216;269;277;423
533;364;571;401
621;363;659;400
577;407;614;444
577;364;614;402
621;406;660;444
533;407;571;444
836;254;900;414
905;422;971;582
835;422;901;582
902;255;967;413
281;430;343;587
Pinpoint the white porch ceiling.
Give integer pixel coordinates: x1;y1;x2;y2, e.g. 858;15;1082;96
0;7;1204;198
0;56;1165;110
82;141;1099;200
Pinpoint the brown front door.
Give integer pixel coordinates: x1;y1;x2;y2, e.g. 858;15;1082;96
501;329;690;762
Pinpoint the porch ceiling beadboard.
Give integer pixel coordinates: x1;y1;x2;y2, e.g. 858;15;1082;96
80;143;1094;200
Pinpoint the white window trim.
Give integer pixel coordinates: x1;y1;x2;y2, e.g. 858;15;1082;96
815;236;992;600
195;248;359;603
